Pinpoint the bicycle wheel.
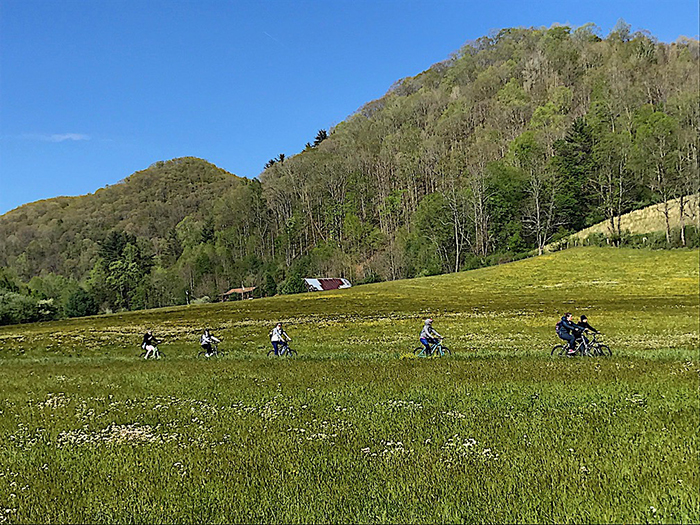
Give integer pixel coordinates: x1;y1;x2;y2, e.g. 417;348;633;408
551;344;567;357
440;346;451;356
285;348;297;357
197;350;209;358
267;349;277;357
595;344;612;357
414;346;427;357
139;351;147;359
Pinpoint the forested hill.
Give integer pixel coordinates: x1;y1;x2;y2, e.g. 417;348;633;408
0;157;244;279
1;23;699;324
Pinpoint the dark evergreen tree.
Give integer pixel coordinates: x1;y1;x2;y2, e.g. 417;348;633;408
65;288;99;318
313;129;328;147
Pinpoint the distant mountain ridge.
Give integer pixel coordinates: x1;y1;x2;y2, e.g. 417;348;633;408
0;157;243;279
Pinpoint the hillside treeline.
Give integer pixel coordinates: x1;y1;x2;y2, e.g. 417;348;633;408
1;22;699;324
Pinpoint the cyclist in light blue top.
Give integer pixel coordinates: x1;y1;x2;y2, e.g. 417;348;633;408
419;318;442;356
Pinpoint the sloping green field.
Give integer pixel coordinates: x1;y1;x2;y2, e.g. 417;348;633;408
0;247;698;523
1;247;696;360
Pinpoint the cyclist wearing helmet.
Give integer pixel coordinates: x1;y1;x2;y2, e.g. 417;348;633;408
269;323;291;356
419;318;442;356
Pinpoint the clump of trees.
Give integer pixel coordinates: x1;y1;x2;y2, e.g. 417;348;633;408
0;267;78;325
0;23;698;324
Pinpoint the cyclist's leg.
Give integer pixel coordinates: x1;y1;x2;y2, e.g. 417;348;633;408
144;345;154;359
559;333;576;354
272;341;279;356
421;338;433;356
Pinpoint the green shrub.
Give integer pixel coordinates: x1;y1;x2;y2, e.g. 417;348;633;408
0;291;39;325
65;289;99;318
280;272;306;295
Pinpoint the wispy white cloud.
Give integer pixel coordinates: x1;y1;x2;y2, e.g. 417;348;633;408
264;31;281;43
21;133;91;142
49;133;90;142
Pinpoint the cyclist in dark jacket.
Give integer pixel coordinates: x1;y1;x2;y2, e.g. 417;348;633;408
578;315;598;334
576;315;599;348
557;313;583;355
141;330;162;359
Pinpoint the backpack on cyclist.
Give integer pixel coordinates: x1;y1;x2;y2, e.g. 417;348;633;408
555;320;562;334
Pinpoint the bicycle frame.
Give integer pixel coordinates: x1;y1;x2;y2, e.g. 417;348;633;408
573;330;601;356
268;340;296;357
416;339;448;357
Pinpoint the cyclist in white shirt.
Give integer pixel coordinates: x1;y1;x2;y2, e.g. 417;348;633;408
269;323;291;356
200;329;221;357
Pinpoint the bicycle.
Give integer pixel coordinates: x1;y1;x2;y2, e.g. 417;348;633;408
197;342;226;358
267;341;297;357
414;338;451;357
551;330;611;357
583;331;612;357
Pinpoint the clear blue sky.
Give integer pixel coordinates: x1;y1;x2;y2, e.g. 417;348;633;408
1;0;698;215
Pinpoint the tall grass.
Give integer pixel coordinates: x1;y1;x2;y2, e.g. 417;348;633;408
0;247;697;523
571;194;700;239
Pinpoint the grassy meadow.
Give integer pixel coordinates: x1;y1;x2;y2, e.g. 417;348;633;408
0;247;698;523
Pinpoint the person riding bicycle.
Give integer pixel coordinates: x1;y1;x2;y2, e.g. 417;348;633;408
420;318;443;356
142;330;162;359
200;329;221;357
269;323;291;356
557;313;584;356
575;314;599;349
578;315;598;334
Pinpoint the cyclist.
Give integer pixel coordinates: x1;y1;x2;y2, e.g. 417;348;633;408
557;312;583;356
578;315;599;334
269;323;291;356
419;318;443;356
142;330;162;359
575;314;599;349
200;329;221;357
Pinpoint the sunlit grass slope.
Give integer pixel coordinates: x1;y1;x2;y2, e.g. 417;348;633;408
1;247;697;359
570;194;699;239
0;247;697;523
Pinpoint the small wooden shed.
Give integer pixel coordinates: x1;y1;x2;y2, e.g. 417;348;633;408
221;286;257;301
